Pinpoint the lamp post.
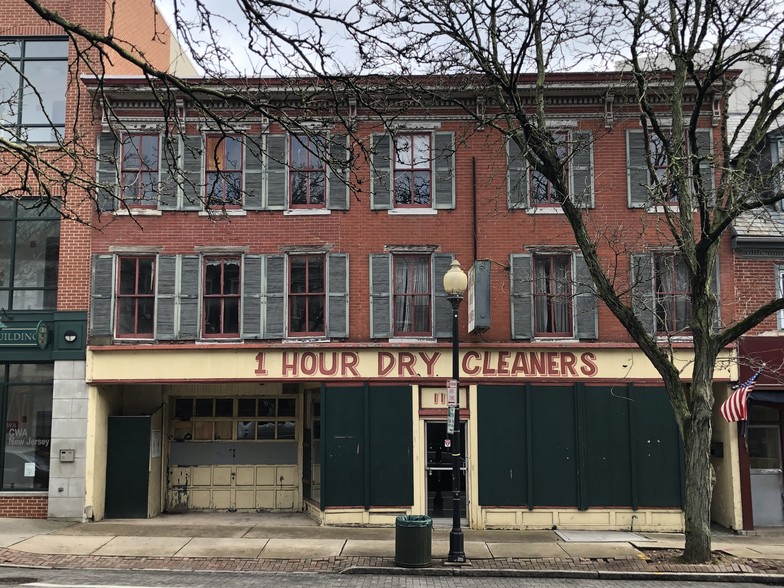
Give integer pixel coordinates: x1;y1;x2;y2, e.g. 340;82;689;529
443;259;467;564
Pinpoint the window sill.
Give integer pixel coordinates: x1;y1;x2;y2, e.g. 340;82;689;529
114;209;162;216
284;209;331;216
198;209;247;217
114;336;156;342
647;205;680;213
527;207;564;215
196;338;243;343
387;209;438;216
283;337;330;343
656;335;693;343
389;337;437;343
533;337;578;342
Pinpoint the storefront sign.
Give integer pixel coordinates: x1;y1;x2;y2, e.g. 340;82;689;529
0;322;49;349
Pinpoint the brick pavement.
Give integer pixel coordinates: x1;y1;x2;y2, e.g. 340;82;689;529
2;546;784;577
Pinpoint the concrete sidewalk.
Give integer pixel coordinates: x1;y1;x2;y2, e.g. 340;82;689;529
0;513;783;580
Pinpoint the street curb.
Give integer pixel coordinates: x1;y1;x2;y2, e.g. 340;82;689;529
342;566;784;583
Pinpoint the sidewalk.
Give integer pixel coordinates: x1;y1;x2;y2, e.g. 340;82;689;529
1;513;783;581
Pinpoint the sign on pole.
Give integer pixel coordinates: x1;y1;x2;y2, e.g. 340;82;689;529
447;379;458;407
447;406;455;434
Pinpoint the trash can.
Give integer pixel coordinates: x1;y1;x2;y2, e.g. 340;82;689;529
394;515;432;567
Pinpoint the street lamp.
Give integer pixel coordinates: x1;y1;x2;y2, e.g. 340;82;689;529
443;259;468;564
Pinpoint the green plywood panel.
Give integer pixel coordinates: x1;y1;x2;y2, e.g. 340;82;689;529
106;416;150;518
368;385;413;506
531;386;577;507
322;386;364;507
582;386;633;506
477;385;526;506
631;387;683;507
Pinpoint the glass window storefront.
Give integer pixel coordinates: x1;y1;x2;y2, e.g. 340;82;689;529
1;363;53;491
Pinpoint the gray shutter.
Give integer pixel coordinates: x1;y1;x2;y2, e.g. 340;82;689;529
244;137;264;210
155;255;177;340
510;254;533;339
507;137;529;209
627;130;650;208
711;255;722;331
695;129;715;205
182;135;204;210
327;253;349;337
631;253;656;334
573;254;598;339
370;253;392;338
178;255;201;339
371;134;393;210
266;135;287;210
432;253;455;337
570;131;594;208
90;255;114;337
97;132;118;212
158;133;179;210
263;254;285;338
242;254;263;338
327;135;350;211
433;132;455;209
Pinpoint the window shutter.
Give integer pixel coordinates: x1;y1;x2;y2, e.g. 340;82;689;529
573;254;598;339
241;254;263;338
90;255;114;337
327;253;349;337
266;134;287;210
433;132;455;209
777;265;784;331
244;137;264;210
507;137;529;209
327;135;350;211
627;130;650;208
631;253;656;334
695;129;715;205
432;253;455;338
263;254;285;338
370;253;392;338
510;254;533;339
97;132;118;212
178;255;201;339
182;135;204;210
570;131;594;208
158;133;179;210
155;255;177;340
711;256;722;331
371;134;393;210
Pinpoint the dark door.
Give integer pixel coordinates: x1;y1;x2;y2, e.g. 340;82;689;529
426;421;466;518
106;416;151;518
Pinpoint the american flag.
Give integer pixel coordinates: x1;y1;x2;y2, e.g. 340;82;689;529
720;369;762;422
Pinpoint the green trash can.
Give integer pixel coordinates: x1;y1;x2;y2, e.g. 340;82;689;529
394;515;432;567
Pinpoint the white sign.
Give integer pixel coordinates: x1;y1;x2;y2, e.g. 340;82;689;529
150;429;162;458
24;462;36;477
447;379;458;406
444;438;451;448
447;406;455;433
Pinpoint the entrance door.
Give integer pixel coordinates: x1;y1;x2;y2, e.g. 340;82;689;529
425;422;466;519
749;419;784;526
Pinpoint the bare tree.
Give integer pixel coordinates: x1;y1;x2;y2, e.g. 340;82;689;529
7;0;784;563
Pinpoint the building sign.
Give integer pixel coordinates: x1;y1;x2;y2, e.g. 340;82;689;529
0;322;49;349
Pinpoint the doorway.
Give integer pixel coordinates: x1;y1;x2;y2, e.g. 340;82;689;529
425;421;466;519
748;405;784;527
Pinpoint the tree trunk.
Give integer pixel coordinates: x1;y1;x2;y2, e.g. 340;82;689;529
681;379;714;563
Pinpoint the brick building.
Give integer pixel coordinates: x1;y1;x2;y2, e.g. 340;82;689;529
72;72;743;531
0;0;195;519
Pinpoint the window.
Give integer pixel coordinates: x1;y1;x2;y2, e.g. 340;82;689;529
393;254;431;335
172;397;296;442
120;134;159;206
530;133;568;206
0;39;67;143
116;257;155;338
533;254;572;336
205;136;243;207
288;255;325;336
654;253;691;333
290;135;326;207
394;134;432;207
0;199;59;310
203;257;240;337
648;134;679;202
2;363;52;491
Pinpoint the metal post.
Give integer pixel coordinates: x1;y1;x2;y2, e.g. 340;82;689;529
447;294;466;563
